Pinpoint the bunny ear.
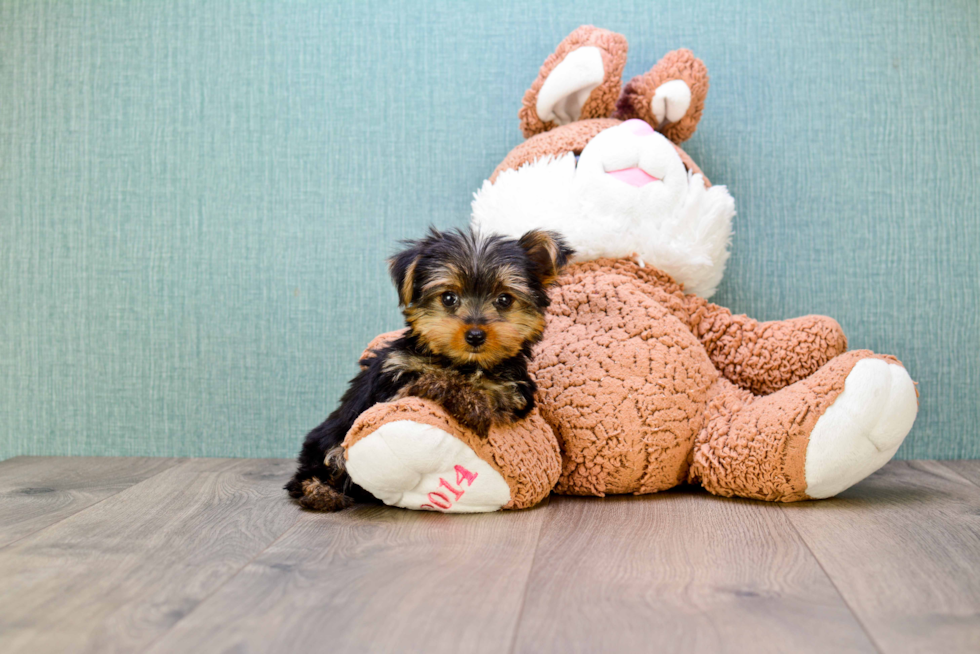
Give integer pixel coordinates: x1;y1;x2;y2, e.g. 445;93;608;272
614;49;709;145
518;26;628;139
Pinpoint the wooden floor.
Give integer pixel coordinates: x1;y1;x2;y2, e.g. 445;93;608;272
0;458;978;653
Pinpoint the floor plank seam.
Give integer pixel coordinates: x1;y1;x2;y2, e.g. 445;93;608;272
936;461;980;492
139;507;305;653
505;496;551;654
0;458;187;552
779;508;885;654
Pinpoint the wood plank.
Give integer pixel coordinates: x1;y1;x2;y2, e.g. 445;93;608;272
939;460;980;490
0;458;299;654
0;456;182;548
782;460;980;654
511;491;874;654
145;499;551;654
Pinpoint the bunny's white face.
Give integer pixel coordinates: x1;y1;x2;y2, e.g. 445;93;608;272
573;119;691;221
471;120;735;298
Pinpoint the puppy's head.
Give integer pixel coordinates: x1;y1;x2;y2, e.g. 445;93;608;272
389;227;573;367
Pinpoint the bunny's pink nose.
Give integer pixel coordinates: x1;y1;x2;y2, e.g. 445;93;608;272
623;118;655;136
606;167;660;187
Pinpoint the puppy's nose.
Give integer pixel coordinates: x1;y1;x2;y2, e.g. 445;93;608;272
464;328;487;347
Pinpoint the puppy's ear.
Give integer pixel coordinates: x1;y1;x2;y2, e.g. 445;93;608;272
389;244;422;306
519;230;574;286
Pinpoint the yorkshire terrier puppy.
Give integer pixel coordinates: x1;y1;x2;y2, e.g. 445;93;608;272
285;227;573;511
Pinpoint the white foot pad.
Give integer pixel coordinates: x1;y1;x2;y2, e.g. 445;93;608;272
805;359;918;499
345;420;511;512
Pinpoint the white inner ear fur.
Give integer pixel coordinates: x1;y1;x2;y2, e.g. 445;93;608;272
652;79;692;125
536;46;605;125
471;127;735;298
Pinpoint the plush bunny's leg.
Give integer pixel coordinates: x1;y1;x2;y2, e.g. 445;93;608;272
343;397;561;512
690;350;917;501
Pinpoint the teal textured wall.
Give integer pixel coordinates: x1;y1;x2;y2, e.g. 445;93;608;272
1;1;978;460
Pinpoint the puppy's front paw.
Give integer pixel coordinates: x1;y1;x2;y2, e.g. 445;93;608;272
296;478;353;512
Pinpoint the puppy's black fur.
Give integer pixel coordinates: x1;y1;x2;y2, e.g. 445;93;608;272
286;227;572;511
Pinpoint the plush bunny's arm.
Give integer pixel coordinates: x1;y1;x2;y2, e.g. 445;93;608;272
359;329;407;366
685;300;848;396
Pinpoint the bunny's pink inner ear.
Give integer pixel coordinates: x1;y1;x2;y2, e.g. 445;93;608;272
518;26;628;139
614;49;709;145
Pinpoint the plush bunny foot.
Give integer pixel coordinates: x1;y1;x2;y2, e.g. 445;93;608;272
343;397;561;512
346;419;511;513
691;350;917;502
804;357;918;498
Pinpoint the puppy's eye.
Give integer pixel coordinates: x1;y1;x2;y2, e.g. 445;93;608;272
494;293;513;309
440;292;459;308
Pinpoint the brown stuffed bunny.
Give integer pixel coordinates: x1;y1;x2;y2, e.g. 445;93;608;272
340;26;918;512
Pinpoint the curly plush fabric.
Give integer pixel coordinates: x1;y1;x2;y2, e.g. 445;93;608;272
540;259;849;394
531;261;719;495
345;397;561;510
686;304;849;396
518;26;628;139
